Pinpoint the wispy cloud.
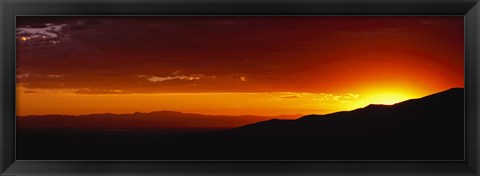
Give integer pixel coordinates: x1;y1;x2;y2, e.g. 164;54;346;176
17;23;67;40
138;72;202;83
16;73;30;79
279;95;302;99
310;93;360;105
311;93;359;101
16;84;79;95
265;93;303;101
240;76;247;82
16;23;69;47
265;92;359;104
46;74;64;78
75;88;125;94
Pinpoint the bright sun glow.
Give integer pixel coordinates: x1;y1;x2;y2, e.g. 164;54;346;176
362;92;415;105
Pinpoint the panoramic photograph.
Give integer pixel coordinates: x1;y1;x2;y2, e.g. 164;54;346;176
15;16;464;160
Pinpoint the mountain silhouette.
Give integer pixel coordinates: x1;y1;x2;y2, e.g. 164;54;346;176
17;110;301;131
179;88;464;160
16;88;464;160
224;87;463;135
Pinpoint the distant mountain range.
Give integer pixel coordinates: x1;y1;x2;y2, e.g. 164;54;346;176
16;88;464;160
17;110;301;130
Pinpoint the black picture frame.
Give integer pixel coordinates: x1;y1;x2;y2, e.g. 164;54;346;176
1;0;479;175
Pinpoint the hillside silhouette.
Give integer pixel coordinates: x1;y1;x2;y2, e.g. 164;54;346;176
17;88;464;160
182;88;464;160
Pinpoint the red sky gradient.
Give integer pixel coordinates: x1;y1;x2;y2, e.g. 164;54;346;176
16;16;464;116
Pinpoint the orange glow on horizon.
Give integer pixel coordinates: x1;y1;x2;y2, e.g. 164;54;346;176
15;16;464;117
16;86;460;117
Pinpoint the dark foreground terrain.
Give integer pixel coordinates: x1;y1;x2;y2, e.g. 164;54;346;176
17;88;464;160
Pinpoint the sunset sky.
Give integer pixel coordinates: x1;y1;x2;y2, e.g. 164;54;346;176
16;16;464;116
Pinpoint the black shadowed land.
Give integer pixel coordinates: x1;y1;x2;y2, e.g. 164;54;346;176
16;88;464;160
